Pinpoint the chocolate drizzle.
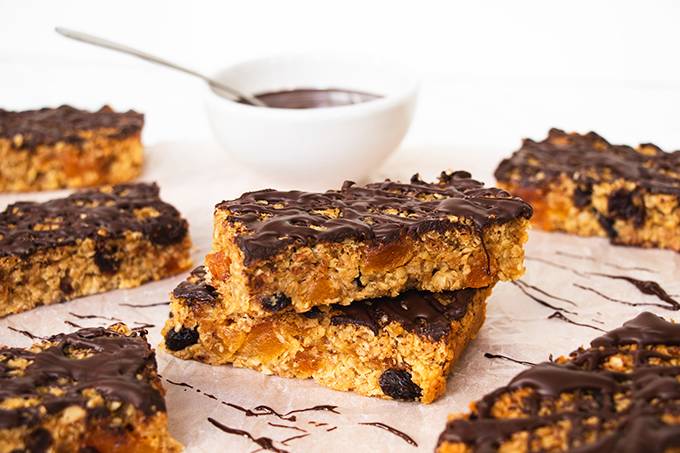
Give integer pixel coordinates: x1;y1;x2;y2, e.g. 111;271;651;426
171;266;218;306
438;312;680;452
207;417;288;453
495;128;680;196
0;105;143;151
548;311;606;332
591;273;680;310
483;352;535;366
0;182;188;258
358;422;418;446
331;288;478;341
217;171;532;263
0;326;165;431
511;280;577;314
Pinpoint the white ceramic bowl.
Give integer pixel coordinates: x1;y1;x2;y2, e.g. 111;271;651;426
204;53;419;190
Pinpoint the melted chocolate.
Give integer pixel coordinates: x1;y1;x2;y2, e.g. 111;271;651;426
69;312;122;322
525;256;587;277
554;251;655;273
0;327;165;430
217;171;532;263
119;301;171;308
548;311;605;332
7;326;41;340
495;128;680;196
0;105;143;151
280;433;311;445
437;312;680;452
574;283;677;311
268;422;307;433
207;417;288;453
331;288;478;341
359;422;418;446
483;352;535;366
0;183;188;258
512;280;577;314
171;266;218;306
249;88;381;109
591;273;680;310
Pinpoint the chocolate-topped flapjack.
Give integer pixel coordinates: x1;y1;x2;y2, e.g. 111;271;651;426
0;324;181;452
495;129;680;252
163;266;493;403
0;105;143;151
206;170;531;317
0;182;192;317
0;105;145;192
436;311;680;453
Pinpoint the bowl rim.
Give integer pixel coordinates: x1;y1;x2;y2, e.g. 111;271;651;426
204;52;420;119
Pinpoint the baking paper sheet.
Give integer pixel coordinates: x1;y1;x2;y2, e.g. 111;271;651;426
2;143;679;452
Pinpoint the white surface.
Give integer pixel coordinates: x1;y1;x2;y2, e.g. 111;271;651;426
205;53;417;189
1;144;680;452
2;2;680;451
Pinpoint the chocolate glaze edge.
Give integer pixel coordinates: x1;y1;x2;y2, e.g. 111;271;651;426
437;312;680;452
217;171;532;263
0;325;166;431
0;182;188;258
0;105;144;151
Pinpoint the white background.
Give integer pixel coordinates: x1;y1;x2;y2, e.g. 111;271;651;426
2;0;680;153
2;2;680;452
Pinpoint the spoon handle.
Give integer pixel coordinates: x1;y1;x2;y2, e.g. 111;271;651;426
55;27;265;106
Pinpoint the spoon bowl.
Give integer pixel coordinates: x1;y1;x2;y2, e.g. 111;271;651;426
205;53;419;190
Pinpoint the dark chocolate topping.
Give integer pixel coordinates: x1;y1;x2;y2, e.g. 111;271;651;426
438;312;680;452
173;267;482;341
330;288;477;341
495;128;680;196
0;105;143;151
0;326;165;430
171;266;218;305
216;171;532;263
0;182;188;258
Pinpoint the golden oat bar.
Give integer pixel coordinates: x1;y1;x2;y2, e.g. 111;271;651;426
0;182;192;317
162;267;492;404
206;171;531;317
0;324;181;452
495;128;680;252
0;105;144;192
436;312;680;452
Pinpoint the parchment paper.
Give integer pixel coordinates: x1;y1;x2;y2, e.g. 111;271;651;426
2;143;679;452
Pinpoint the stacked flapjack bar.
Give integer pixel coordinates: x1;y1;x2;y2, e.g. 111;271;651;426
495;128;680;252
0;105;144;192
0;324;181;452
436;312;680;452
163;171;532;402
0;182;192;317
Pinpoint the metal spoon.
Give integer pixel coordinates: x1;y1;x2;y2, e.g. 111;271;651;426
55;26;267;107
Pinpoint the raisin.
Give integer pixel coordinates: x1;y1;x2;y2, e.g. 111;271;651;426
596;212;618;238
59;274;74;295
608;189;645;226
260;293;292;312
572;184;593;208
25;428;52;453
94;242;120;275
164;327;199;351
379;369;422;401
